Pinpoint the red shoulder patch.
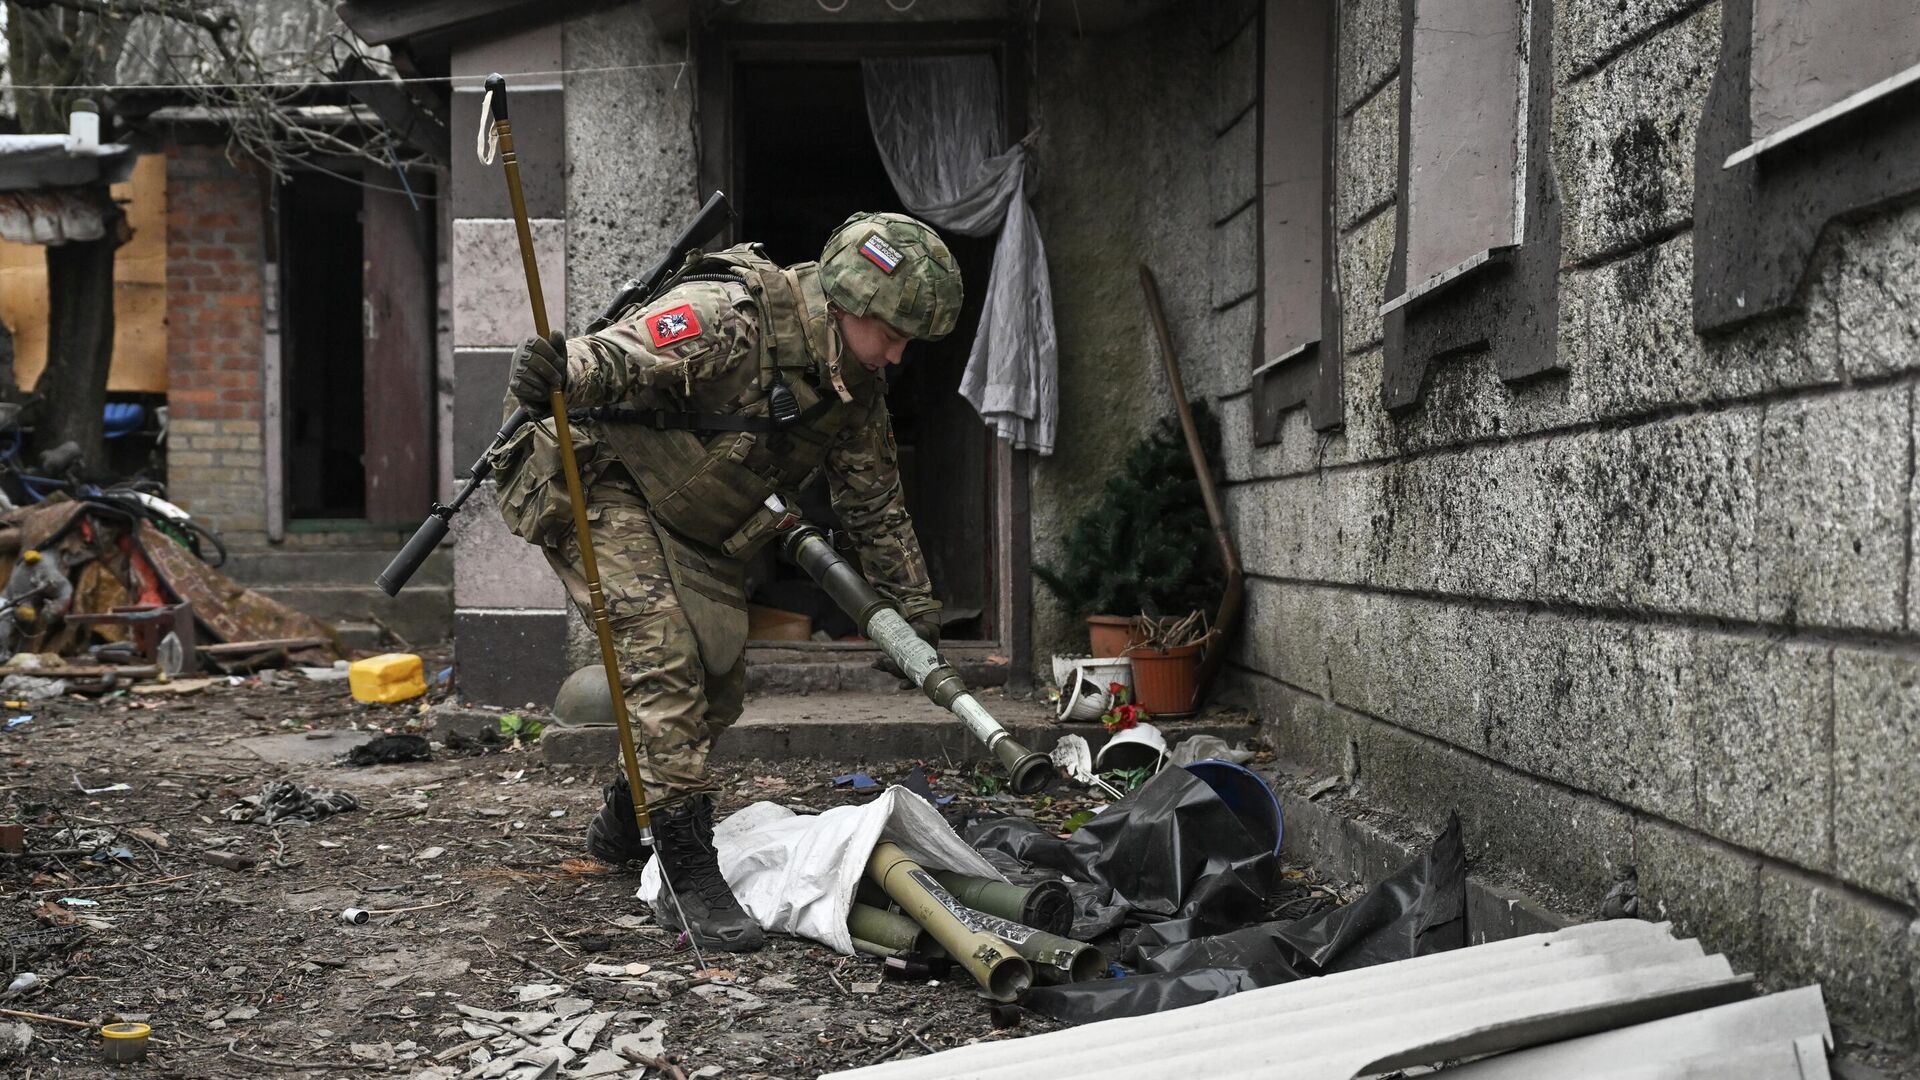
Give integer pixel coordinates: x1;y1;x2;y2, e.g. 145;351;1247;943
646;304;703;348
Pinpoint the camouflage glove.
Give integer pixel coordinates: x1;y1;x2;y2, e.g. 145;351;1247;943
509;333;568;409
901;597;942;649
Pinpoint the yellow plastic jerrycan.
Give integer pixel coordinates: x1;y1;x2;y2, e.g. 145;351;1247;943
348;653;427;704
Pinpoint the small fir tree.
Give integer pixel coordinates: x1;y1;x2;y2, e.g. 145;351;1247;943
1035;402;1223;620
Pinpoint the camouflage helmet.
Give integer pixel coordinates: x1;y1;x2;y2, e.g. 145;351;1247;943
819;212;963;341
551;665;615;728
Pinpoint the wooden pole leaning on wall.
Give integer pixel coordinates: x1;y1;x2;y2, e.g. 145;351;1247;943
1139;264;1246;713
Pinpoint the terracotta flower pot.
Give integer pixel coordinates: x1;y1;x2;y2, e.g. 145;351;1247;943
1085;614;1138;657
1125;641;1204;716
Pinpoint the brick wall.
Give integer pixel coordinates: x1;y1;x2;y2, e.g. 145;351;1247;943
164;140;266;540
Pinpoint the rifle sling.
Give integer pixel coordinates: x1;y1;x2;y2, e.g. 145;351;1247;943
570;397;835;434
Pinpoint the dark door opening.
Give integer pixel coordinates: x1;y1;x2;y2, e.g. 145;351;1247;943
280;171;365;520
734;59;998;643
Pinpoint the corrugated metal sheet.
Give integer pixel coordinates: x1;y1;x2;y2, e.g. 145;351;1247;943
824;920;1832;1080
0;136;139;194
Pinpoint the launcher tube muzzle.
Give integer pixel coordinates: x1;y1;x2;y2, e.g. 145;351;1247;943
868;842;1031;1002
783;526;1052;794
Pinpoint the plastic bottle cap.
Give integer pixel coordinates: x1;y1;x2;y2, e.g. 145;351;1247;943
102;1022;150;1039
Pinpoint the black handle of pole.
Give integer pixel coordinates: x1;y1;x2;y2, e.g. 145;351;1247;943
484;73;509;119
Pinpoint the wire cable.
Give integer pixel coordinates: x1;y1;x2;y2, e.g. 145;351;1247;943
4;59;691;94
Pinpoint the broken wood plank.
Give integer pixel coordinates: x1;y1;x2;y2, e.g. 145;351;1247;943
198;638;329;656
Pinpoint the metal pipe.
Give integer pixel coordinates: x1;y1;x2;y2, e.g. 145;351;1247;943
930;871;1074;939
784;525;1052;794
868;842;1032;1002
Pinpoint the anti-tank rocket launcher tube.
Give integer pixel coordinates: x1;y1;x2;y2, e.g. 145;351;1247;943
868;842;1032;1002
780;523;1052;796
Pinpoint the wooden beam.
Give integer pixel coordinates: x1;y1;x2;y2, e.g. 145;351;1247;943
335;56;450;164
335;0;622;47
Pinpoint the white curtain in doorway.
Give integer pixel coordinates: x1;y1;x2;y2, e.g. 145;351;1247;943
862;56;1057;455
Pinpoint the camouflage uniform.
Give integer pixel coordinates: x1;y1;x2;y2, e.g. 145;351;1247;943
513;215;958;809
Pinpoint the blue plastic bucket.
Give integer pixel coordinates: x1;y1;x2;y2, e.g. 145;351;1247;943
1183;760;1285;856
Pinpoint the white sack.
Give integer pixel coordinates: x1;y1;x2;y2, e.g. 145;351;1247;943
638;786;1006;955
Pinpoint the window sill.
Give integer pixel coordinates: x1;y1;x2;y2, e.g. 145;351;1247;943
1724;62;1920;170
1379;245;1516;318
1254;338;1318;376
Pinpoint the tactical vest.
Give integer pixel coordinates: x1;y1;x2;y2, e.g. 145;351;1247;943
594;246;876;559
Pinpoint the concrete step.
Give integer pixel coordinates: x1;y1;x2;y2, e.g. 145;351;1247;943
745;658;1009;695
335;620;387;652
522;690;1261;767
741;644;1011;695
254;583;453;646
222;545;453;588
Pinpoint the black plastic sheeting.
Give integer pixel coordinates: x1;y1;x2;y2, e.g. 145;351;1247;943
966;766;1274;938
966;768;1466;1024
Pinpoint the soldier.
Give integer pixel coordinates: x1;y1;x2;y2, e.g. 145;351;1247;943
501;212;962;953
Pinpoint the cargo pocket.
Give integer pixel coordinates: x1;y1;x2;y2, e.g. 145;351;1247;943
650;521;749;675
489;418;580;547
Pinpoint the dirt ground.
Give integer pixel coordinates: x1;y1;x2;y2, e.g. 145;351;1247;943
0;656;1338;1079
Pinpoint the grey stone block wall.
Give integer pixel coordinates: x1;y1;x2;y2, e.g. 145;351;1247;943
1142;0;1920;1048
1553;4;1718;263
1026;5;1247;663
447;23;573;710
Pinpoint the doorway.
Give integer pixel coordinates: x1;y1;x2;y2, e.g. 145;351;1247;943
276;168;436;528
731;59;998;642
280;171;364;520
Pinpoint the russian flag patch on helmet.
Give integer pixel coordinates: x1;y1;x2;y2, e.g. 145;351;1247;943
859;234;904;274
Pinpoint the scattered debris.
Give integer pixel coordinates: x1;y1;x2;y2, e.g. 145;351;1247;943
0;1021;30;1062
131;677;216;696
346;732;433;766
1166;734;1255;767
222;779;359;824
1303;775;1344;800
72;774;131;795
201;851;256;872
831;772;880;792
0;676;65;701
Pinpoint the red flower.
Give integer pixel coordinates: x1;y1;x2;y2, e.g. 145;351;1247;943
1107;681;1126;696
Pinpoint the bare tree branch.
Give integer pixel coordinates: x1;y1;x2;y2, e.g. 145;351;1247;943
18;0;236;38
7;0;435;182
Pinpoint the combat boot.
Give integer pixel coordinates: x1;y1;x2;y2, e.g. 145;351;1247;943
651;796;765;952
585;777;651;868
